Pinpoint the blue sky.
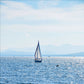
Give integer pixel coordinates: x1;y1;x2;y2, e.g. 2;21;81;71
0;0;84;54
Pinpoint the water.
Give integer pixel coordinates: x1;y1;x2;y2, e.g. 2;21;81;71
0;56;84;84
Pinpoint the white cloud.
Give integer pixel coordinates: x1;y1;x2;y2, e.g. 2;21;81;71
1;1;32;10
1;23;84;33
1;1;84;32
1;1;84;50
38;0;58;9
25;33;30;37
1;1;84;23
1;1;33;19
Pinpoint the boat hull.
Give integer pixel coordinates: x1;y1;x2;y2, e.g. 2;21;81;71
35;59;42;62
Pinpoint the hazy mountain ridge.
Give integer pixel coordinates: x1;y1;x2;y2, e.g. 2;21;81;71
0;44;84;56
0;50;84;56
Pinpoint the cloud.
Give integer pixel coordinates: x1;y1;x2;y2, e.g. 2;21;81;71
1;1;84;22
38;0;59;9
1;23;84;33
1;1;32;9
1;1;32;19
25;33;30;37
1;1;84;50
1;1;84;32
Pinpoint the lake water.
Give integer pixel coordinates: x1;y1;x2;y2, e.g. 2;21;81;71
0;56;84;84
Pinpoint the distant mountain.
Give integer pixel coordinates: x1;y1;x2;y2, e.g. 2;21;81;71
43;52;84;56
41;44;84;55
0;44;84;56
0;50;84;56
0;50;34;56
66;52;84;56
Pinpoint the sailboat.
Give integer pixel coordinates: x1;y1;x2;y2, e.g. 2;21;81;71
34;41;42;62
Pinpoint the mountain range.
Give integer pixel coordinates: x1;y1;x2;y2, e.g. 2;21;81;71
0;44;84;56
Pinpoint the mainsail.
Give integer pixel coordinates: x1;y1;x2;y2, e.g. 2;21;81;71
34;41;42;62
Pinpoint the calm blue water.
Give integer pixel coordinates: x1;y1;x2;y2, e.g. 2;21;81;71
0;56;84;84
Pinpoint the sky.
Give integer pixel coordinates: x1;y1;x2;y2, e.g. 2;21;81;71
0;0;84;54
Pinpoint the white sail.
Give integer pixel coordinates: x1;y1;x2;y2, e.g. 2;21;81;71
35;49;38;58
34;41;42;62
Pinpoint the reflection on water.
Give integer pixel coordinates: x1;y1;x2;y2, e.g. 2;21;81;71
0;57;84;84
